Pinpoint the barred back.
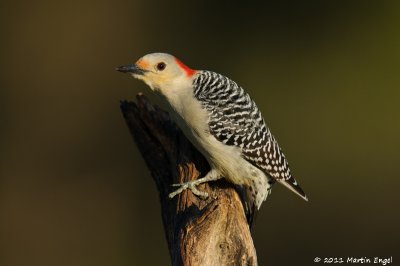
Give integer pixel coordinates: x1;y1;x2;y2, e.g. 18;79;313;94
193;71;306;200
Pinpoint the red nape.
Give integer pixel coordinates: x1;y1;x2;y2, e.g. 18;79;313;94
175;57;196;77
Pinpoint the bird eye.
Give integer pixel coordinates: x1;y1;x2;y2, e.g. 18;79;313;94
156;62;166;71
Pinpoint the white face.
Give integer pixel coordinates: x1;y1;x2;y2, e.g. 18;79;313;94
129;53;191;91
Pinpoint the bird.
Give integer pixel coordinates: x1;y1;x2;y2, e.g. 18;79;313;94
117;52;307;210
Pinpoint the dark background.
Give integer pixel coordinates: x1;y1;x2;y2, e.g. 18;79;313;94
1;1;399;265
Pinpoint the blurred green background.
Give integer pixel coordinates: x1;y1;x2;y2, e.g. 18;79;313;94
1;1;399;265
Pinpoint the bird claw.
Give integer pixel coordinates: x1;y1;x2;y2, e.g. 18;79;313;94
169;180;209;199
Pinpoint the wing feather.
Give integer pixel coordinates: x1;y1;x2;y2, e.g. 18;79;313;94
193;71;307;201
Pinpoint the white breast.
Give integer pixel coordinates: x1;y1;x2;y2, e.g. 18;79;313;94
159;80;264;186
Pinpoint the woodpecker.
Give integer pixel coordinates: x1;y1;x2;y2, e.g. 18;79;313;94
117;53;307;209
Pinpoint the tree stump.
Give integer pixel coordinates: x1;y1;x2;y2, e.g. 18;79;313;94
120;93;258;266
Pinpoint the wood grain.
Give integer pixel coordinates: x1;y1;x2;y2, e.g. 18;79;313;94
121;93;258;266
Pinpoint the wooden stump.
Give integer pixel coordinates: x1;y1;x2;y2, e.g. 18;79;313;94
121;93;258;266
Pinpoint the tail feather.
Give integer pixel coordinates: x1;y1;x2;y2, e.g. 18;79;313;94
277;175;308;201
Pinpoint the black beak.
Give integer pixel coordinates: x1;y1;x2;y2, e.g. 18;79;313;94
115;64;146;75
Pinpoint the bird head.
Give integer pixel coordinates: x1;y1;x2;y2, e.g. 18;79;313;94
116;53;196;92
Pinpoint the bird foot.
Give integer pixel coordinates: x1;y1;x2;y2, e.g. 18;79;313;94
168;179;209;199
168;170;221;199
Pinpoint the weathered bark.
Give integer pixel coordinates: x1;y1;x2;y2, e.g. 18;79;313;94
120;93;257;266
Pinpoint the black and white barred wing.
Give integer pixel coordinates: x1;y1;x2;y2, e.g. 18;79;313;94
193;71;307;201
